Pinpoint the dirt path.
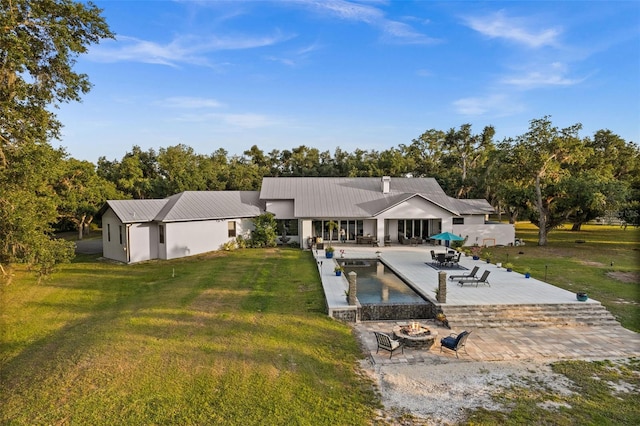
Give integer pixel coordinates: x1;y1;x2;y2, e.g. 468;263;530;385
361;358;574;424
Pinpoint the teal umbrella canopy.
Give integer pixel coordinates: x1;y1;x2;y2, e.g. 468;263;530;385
430;232;464;241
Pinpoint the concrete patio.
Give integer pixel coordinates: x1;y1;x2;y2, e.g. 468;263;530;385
313;244;640;364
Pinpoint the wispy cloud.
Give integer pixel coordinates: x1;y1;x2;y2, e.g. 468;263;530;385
89;32;293;67
298;0;438;44
265;42;323;67
453;94;525;117
502;62;586;89
463;10;561;48
159;97;225;109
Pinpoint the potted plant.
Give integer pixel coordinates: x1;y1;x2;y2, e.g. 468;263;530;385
483;250;492;264
504;262;514;272
523;267;531;278
576;292;588;302
470;246;481;260
325;246;335;259
334;265;344;276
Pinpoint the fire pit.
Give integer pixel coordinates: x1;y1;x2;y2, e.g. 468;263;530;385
392;322;438;349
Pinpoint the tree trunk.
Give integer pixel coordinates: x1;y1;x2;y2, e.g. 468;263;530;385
534;174;548;246
571;222;583;231
85;215;94;236
77;213;86;240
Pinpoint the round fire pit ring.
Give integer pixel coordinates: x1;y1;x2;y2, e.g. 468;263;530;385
392;323;439;349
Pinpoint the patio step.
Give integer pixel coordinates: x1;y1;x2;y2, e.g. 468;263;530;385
440;302;619;329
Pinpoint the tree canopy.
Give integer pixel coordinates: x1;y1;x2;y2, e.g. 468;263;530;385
0;0;113;276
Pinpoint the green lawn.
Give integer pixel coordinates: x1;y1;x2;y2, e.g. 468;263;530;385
1;249;380;425
2;223;639;425
489;223;640;331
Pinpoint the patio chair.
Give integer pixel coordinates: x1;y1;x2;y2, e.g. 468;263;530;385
373;331;404;358
458;270;491;287
448;266;479;281
440;330;471;358
430;250;437;263
436;253;448;267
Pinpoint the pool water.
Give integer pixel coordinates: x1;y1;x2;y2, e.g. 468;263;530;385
340;259;427;305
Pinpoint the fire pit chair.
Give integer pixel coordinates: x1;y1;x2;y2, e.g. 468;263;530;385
373;331;404;358
440;330;471;358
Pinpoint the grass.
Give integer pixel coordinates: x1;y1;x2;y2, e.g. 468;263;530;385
2;223;639;424
463;223;640;425
488;223;640;332
466;358;640;425
1;249;381;425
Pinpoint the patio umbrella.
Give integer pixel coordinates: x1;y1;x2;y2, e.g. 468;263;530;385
430;232;464;241
430;231;464;247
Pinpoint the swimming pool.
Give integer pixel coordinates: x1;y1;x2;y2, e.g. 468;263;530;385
339;259;428;305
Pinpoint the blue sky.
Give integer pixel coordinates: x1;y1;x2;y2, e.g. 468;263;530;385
56;0;640;163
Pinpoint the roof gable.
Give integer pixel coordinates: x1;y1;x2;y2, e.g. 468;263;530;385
260;177;461;217
156;191;263;222
104;191;264;224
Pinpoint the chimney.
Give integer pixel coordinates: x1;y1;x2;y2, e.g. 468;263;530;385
381;176;390;194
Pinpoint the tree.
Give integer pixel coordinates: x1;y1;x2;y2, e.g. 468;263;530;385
56;158;122;239
442;124;495;198
0;0;113;274
511;117;587;245
97;146;158;199
0;142;75;278
1;0;114;162
250;213;277;248
557;171;628;231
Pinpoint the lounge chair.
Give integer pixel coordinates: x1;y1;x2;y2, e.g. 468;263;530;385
449;266;479;281
373;331;404;358
440;330;471;358
458;270;491;287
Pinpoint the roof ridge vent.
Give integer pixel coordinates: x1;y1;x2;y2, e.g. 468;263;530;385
381;176;390;194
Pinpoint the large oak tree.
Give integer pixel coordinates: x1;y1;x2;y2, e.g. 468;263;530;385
0;0;113;275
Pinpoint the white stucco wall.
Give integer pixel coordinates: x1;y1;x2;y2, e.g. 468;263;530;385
460;215;485;225
453;223;515;247
265;200;294;217
162;218;254;260
101;209;127;263
128;222;158;263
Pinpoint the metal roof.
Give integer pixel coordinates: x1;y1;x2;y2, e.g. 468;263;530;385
452;198;495;215
104;178;493;224
156;191;263;222
104;191;263;223
260;177;463;217
104;199;168;224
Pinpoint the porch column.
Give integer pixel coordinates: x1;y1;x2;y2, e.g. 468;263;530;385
301;219;313;249
376;218;385;245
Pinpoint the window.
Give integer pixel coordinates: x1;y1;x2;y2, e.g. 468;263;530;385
276;219;298;236
107;224;111;242
453;217;464;225
228;221;236;238
159;225;165;244
119;225;123;244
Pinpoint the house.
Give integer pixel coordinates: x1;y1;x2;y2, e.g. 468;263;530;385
100;191;263;263
100;176;514;263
